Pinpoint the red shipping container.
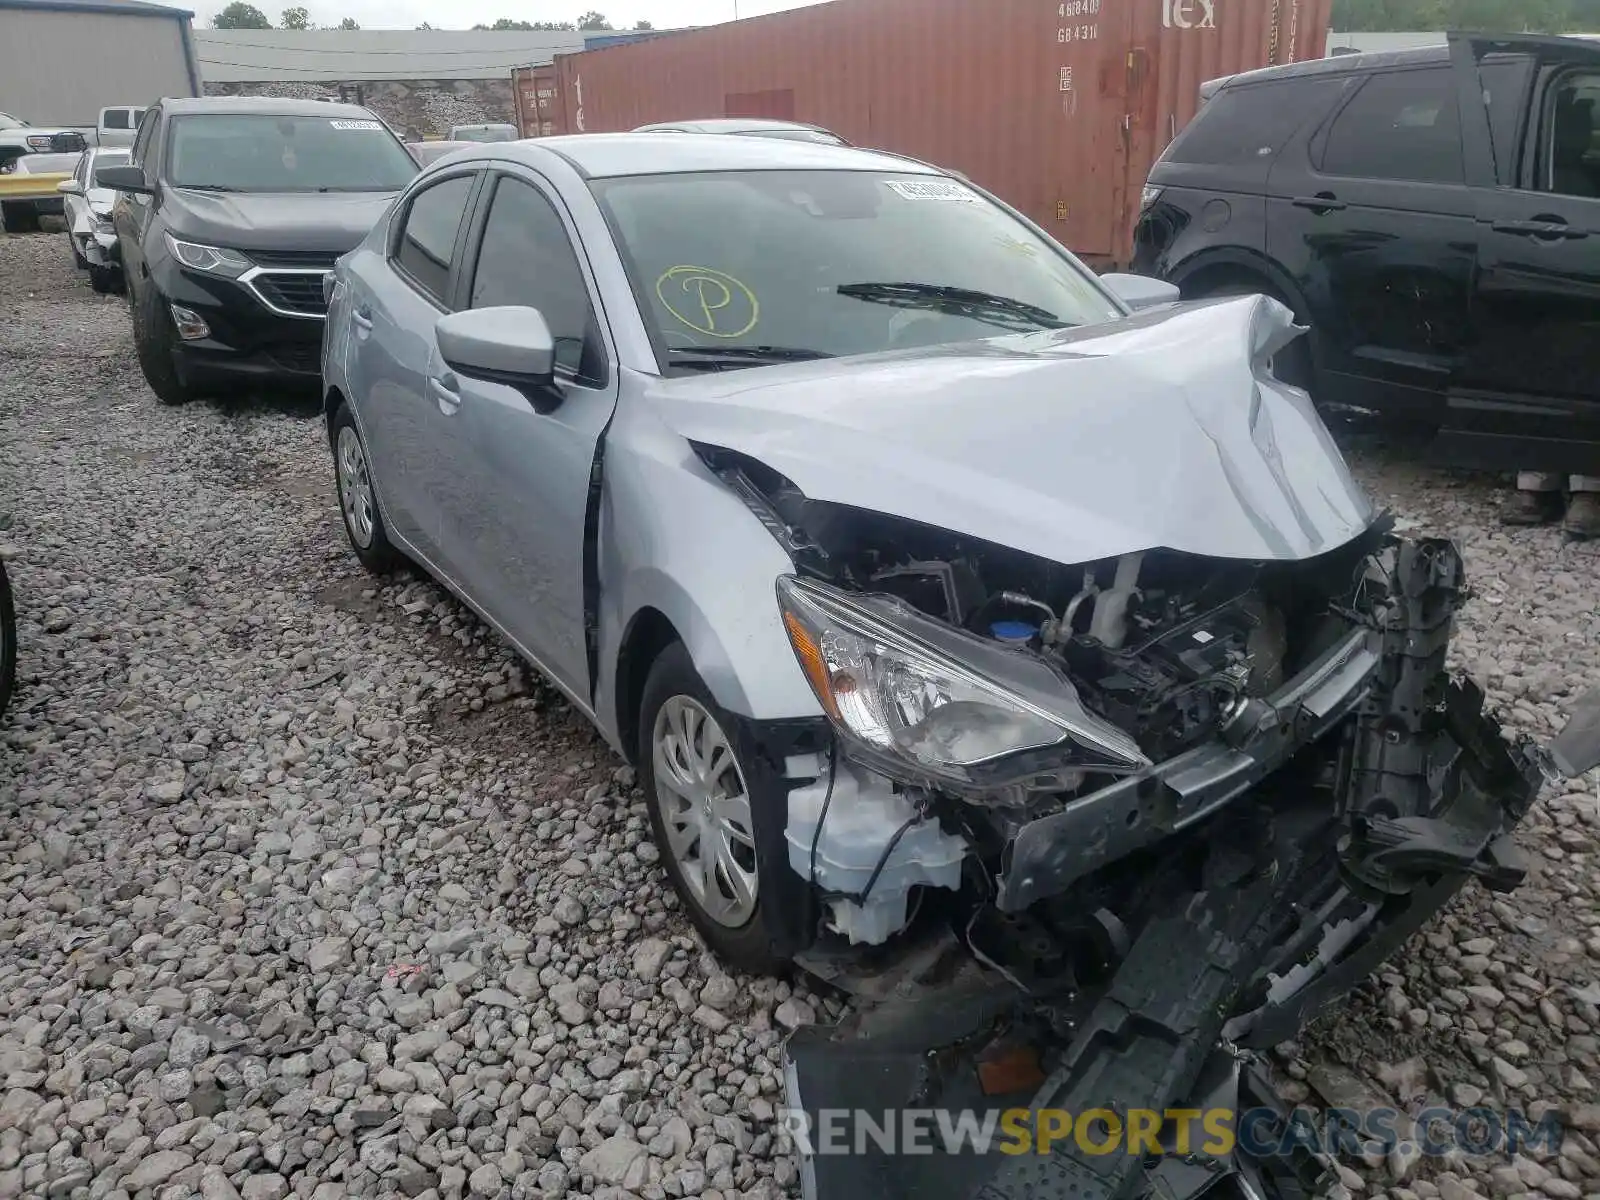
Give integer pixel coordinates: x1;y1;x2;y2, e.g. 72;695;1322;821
517;0;1328;265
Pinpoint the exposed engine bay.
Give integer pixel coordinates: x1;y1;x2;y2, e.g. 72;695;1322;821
699;447;1600;1200
702;441;1597;983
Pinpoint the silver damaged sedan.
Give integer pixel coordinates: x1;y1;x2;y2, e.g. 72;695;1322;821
321;138;1599;1167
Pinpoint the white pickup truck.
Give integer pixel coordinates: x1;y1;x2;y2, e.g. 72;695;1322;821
0;107;145;232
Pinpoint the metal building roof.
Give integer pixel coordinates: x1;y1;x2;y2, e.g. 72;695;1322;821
0;0;192;15
195;28;670;82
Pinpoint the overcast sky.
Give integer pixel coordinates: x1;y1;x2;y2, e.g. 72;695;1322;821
204;0;829;32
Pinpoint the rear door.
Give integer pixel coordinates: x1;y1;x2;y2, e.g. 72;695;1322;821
1448;34;1600;472
345;168;483;565
1265;60;1478;421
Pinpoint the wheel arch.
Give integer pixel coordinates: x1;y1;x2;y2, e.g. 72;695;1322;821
613;605;683;766
1168;248;1312;320
323;385;345;445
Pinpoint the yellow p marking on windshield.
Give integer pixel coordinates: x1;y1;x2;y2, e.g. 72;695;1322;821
656;265;759;338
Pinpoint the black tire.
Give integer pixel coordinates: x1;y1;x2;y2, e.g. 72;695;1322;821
132;279;196;406
329;401;404;575
638;641;787;974
1195;279;1315;394
1;202;41;234
89;265;118;294
0;557;15;723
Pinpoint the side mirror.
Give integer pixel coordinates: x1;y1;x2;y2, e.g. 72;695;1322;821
436;306;560;411
57;179;84;196
96;164;152;195
1549;684;1600;779
1101;272;1182;311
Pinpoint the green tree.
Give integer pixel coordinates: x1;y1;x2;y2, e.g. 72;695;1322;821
634;18;652;27
212;1;272;27
577;10;613;28
337;15;359;27
280;5;309;26
1330;0;1588;29
473;16;576;28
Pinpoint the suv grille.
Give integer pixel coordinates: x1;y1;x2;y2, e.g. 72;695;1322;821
250;249;341;269
251;271;329;317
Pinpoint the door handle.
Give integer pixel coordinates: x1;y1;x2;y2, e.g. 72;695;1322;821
350;305;373;330
428;375;461;414
1292;193;1346;213
1491;217;1587;240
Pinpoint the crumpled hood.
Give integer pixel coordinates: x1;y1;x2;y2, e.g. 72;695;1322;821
650;295;1375;566
164;187;398;254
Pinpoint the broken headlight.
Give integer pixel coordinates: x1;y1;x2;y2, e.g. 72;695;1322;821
777;574;1148;796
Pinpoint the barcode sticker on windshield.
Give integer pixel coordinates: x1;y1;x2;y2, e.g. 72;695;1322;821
329;119;381;131
887;180;979;203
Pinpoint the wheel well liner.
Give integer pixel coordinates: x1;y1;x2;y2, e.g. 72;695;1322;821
614;606;682;765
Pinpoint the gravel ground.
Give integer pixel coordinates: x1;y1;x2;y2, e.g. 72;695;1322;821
1;230;1598;1200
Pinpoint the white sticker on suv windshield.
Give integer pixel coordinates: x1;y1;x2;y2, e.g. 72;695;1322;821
329;119;381;131
887;179;979;203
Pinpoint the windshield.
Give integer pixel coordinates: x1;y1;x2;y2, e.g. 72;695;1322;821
0;113;26;130
166;114;418;192
592;170;1121;368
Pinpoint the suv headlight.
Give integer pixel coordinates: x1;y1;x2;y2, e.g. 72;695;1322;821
776;575;1147;797
164;232;252;279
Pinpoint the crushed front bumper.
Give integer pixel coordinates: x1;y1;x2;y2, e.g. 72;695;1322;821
783;678;1543;1199
781;536;1564;1200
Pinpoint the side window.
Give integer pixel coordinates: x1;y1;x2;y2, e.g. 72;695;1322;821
103;109;130;131
1477;54;1534;183
75;153;90;186
1542;71;1600;199
393;174;476;306
1164;77;1342;166
1320;67;1464;184
467;175;601;383
131;109;158;171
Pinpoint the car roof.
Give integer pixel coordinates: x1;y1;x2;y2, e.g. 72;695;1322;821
634;118;835;134
1213;44;1448;91
476;131;935;178
157;96;383;121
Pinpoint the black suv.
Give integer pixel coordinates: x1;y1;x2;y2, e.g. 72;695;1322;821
97;97;418;405
1133;33;1600;474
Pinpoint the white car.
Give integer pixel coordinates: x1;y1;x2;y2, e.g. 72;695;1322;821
56;147;128;293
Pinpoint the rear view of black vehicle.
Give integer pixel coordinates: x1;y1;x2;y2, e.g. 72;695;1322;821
98;97;418;405
1133;33;1600;475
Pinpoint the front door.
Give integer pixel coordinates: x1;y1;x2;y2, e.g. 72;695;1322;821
443;167;618;701
1451;35;1600;473
1265;62;1479;421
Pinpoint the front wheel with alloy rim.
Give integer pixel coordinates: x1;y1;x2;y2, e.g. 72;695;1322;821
132;280;196;406
329;402;403;575
639;642;783;973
